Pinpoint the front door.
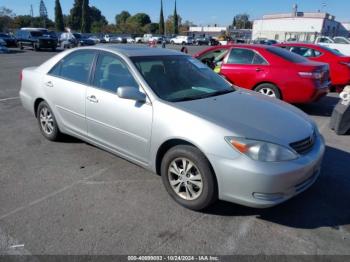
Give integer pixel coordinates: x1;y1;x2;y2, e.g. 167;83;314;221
86;51;153;163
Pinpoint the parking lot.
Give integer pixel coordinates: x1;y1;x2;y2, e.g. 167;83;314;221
0;45;350;255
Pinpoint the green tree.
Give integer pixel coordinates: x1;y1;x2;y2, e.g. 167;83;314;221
144;23;159;34
233;14;252;29
165;15;181;35
54;0;64;31
159;0;165;35
173;0;179;34
0;7;15;32
115;11;130;26
81;0;90;33
69;0;83;30
126;13;151;27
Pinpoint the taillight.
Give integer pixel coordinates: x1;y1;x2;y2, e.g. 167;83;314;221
19;70;23;81
298;71;323;80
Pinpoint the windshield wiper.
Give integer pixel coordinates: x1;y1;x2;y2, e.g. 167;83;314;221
170;89;234;102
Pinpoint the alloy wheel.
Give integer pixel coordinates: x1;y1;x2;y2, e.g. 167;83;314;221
168;158;203;200
39;106;54;135
258;87;276;97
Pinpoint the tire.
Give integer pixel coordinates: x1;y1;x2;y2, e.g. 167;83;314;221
161;145;217;210
37;101;61;141
18;43;24;50
170;41;175;45
34;43;40;51
182;41;186;45
254;83;281;99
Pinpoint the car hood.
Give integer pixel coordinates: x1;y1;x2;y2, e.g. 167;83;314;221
171;90;315;146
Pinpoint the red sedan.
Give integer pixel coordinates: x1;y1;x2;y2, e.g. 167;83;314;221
194;45;330;103
275;43;350;91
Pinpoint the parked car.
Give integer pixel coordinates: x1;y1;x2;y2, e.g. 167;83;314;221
333;37;350;44
73;33;96;46
194;45;330;103
0;38;9;53
16;28;58;51
126;36;135;44
194;37;220;46
276;43;350;92
59;32;78;49
19;46;325;210
253;38;278;45
170;36;193;45
315;36;350;56
104;34;126;44
88;35;100;44
0;33;17;47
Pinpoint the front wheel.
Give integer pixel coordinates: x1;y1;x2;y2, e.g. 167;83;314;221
254;83;281;99
161;145;217;210
37;101;61;141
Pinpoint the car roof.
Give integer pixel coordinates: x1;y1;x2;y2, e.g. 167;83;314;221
276;42;321;48
94;45;184;57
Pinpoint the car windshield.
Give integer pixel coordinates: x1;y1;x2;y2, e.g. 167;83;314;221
267;46;309;63
131;55;235;102
73;33;82;39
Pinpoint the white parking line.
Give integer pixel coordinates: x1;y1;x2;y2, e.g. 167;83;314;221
0;96;20;102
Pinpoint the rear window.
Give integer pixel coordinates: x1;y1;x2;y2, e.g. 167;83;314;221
267;46;309;63
320;46;345;57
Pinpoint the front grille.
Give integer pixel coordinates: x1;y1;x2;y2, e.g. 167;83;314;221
290;132;315;155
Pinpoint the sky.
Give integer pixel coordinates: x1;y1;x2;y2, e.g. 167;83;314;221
2;0;350;25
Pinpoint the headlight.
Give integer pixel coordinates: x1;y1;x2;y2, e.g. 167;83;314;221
225;137;298;162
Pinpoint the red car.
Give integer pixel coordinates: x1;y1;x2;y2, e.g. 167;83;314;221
275;43;350;91
194;44;330;103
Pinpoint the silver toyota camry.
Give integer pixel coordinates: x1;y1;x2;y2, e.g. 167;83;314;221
19;46;325;210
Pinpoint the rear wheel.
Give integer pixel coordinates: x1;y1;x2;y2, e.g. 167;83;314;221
254;83;281;99
18;43;24;50
37;101;61;141
161;145;217;210
34;43;40;51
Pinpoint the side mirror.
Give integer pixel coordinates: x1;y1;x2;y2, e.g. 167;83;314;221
117;86;146;102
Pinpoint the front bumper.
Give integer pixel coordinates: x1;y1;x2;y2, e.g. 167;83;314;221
208;134;325;208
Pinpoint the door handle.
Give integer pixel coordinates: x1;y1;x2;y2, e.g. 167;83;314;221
87;95;98;103
45;81;53;87
255;68;263;72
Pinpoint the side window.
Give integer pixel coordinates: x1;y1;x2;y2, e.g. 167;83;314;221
93;53;138;93
198;48;229;63
227;48;255;64
252;53;268;64
56;51;96;84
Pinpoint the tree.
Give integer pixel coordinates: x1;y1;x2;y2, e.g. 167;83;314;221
0;7;15;32
55;0;64;31
69;0;83;30
144;23;159;34
81;0;90;33
126;13;151;27
39;0;48;27
165;15;182;35
233;13;252;29
173;0;179;34
115;11;130;26
159;0;165;35
89;6;107;32
232;17;237;29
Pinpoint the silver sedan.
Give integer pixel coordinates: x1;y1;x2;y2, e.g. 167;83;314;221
19;46;325;210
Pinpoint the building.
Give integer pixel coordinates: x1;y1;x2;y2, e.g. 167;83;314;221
252;4;349;42
188;26;227;38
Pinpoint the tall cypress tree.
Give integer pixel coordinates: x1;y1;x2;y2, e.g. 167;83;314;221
81;0;91;33
159;0;165;35
173;0;179;34
69;0;83;31
55;0;64;31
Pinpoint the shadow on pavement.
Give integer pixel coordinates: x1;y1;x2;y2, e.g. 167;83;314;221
296;95;339;117
205;146;350;230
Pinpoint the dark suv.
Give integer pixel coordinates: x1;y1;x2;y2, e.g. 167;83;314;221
0;33;17;47
16;29;58;51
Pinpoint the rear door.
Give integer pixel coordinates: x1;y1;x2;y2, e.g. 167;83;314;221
220;48;269;88
44;50;97;136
